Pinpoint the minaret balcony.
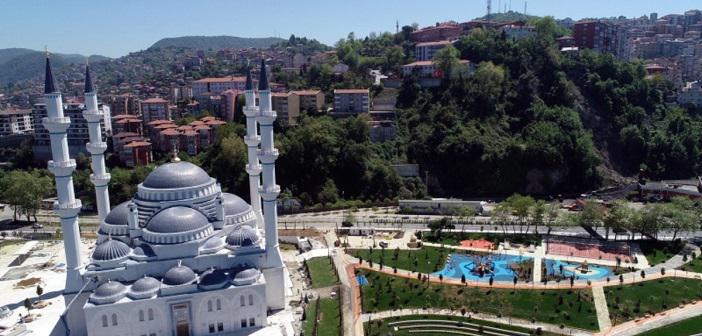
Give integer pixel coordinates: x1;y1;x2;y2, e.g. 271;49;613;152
257;113;277;125
259;185;281;200
86;142;108;155
48;159;77;176
246;163;262;175
244;135;261;147
82;111;104;123
90;173;112;186
54;199;82;219
243;106;259;117
42;117;71;133
257;149;279;163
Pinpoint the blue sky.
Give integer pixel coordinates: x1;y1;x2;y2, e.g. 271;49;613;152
1;0;699;58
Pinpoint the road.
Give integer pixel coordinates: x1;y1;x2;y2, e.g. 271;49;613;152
2;205;701;241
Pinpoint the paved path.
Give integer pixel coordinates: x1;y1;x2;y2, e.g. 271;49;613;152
592;286;612;330
597;301;702;336
363;308;593;336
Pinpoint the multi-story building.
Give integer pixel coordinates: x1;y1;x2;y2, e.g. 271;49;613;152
0;109;33;136
402;60;472;77
141;98;171;123
291;90;324;113
500;25;537;40
112;114;143;135
415;41;452;62
32;100;111;161
219;90;240;122
410;23;462;43
108;93;141;116
192;77;250;96
271;92;297;125
678;81;702;106
333;89;370;116
573;20;618;54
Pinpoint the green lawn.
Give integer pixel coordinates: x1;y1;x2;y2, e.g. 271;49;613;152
639;240;684;266
365;315;560;336
604;278;702;325
636;314;702;336
303;300;317;336
306;257;339;288
351;246;459;274
359;270;599;331
678;255;702;273
317;298;341;336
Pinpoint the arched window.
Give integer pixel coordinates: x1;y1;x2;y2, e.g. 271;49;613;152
101;315;108;327
207;300;213;312
139;309;144;322
240;295;245;307
216;298;221;311
248;294;253;306
111;313;118;326
148;308;154;321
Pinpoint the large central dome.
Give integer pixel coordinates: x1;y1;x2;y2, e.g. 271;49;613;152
142;161;212;189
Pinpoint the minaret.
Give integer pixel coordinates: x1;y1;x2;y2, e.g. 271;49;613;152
82;62;111;221
243;67;263;226
42;53;83;292
256;59;285;309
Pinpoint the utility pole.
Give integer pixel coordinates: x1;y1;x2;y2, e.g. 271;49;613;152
486;0;492;20
524;0;527;15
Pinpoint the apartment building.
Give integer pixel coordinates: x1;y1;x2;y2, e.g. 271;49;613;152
333;89;370;116
0;109;33;136
415;41;452;62
140;97;171;123
192;77;250;96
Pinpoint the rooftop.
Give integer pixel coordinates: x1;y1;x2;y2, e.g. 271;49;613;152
194;76;247;83
142;98;168;104
334;89;369;94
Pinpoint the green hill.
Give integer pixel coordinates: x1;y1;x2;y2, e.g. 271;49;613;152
477;10;539;22
149;35;285;50
0;49;109;85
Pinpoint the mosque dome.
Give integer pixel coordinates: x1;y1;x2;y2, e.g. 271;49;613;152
199;268;229;288
132;244;156;258
233;268;260;286
163;264;197;286
128;276;160;299
143;207;213;244
90;281;127;304
104;202;130;226
92;239;131;261
142;161;211;189
225;226;260;248
222;193;251;216
200;236;225;254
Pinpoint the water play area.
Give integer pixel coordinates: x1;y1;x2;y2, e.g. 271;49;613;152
434;253;532;282
543;259;614;281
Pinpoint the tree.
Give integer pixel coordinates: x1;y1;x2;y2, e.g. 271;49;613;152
23;298;32;314
36;285;43;298
0;170;52;223
603;200;631;240
531;200;546;234
576;201;604;232
504;194;535;233
433;44;461;79
427;218;455;241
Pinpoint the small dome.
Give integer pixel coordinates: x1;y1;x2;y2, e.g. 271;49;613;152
92;239;131;261
90;281;127;304
233;268;260;286
142;161;211;189
104;202;130;225
226;226;260;247
128;276;160;299
146;207;210;234
200;237;225;254
222;193;251;216
132;244;155;257
199;269;229;288
163;263;197;286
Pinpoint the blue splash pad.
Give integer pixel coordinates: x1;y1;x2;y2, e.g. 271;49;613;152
433;253;532;282
543;259;614;281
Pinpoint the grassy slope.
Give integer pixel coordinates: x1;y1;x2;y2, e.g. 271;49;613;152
359;270;598;331
604;278;702;325
317;298;341;336
637;314;702;336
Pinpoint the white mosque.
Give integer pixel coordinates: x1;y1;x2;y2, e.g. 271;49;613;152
43;55;288;336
